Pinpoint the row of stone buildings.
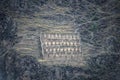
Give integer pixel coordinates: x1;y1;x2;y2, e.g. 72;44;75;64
14;31;82;66
40;32;82;62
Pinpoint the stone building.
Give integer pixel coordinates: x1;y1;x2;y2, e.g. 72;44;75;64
14;31;83;66
40;32;82;66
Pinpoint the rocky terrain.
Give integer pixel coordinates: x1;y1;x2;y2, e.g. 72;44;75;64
0;0;120;80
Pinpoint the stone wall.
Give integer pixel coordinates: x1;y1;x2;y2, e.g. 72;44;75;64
14;31;40;58
40;32;82;66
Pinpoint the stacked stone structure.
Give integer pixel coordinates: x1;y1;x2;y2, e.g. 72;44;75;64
40;32;82;66
14;31;83;66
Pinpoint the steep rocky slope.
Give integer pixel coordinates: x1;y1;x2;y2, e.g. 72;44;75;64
13;0;120;65
0;0;120;80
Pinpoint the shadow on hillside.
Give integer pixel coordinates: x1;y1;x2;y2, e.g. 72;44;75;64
0;50;119;80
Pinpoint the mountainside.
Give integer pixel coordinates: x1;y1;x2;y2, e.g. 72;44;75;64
0;0;120;80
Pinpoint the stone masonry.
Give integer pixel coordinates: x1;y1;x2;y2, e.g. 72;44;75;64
40;32;82;66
